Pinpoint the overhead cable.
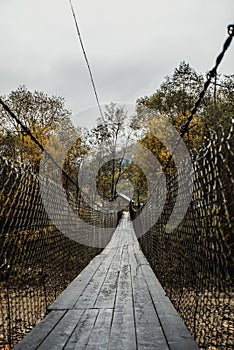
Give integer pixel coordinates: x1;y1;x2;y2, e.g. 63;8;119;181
68;0;105;122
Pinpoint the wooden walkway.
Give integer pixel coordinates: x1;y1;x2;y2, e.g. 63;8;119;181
14;213;199;350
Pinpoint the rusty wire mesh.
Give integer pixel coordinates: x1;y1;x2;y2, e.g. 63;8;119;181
131;120;234;349
0;157;121;349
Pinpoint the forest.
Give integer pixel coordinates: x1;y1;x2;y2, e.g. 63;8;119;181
0;61;233;205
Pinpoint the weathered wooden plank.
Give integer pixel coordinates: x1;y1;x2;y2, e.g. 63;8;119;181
74;248;117;309
49;255;105;310
105;226;122;249
64;309;99;350
37;310;84;350
133;243;150;266
141;265;199;349
125;222;149;266
159;315;199;350
108;309;136;350
152;299;180;317
86;309;113;350
128;229;138;246
141;264;168;300
128;244;169;350
13;310;66;350
108;246;136;350
94;247;122;309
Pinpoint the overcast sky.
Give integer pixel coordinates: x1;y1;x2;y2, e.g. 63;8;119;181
0;0;233;128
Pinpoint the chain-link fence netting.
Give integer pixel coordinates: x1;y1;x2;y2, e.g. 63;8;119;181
131;120;234;350
0;157;121;349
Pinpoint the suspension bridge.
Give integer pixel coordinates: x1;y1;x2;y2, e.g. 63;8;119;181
0;23;233;350
12;213;199;350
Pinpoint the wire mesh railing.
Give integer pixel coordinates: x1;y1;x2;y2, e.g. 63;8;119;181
0;156;121;349
130;120;234;349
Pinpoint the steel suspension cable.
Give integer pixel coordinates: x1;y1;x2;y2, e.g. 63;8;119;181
0;97;79;189
68;0;105;122
162;24;234;172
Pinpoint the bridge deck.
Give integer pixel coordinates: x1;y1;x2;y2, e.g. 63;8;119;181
13;214;199;350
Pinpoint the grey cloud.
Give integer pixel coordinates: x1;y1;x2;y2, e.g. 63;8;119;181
0;0;233;121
